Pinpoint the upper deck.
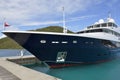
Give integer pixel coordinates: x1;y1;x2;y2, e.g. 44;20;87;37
78;17;119;32
77;17;120;38
87;22;117;29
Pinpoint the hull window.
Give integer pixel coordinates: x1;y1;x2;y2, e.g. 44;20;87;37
61;41;68;44
52;41;59;43
73;40;77;43
56;52;67;63
40;40;46;43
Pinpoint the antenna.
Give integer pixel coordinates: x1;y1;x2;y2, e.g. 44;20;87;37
62;7;67;33
107;11;113;23
108;11;111;19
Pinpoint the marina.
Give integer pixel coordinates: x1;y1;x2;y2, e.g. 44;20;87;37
0;0;120;80
3;16;120;68
0;55;61;80
1;16;120;79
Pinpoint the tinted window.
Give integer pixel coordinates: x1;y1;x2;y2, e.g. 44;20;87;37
101;23;107;27
96;25;100;27
113;23;117;27
108;23;113;26
85;29;103;33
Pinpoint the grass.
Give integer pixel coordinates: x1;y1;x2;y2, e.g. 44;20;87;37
31;26;73;33
0;37;23;49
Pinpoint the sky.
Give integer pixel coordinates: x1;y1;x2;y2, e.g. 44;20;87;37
0;0;120;38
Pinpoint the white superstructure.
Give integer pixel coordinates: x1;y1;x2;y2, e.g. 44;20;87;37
78;17;120;42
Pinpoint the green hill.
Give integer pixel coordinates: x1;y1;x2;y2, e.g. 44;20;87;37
0;26;73;49
0;37;23;49
32;26;73;33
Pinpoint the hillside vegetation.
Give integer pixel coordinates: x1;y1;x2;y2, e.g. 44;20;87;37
0;26;73;49
0;37;23;49
32;26;73;33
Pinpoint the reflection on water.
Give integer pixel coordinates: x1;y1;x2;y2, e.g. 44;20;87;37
24;63;49;73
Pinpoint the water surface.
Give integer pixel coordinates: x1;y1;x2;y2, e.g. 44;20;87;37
0;49;31;57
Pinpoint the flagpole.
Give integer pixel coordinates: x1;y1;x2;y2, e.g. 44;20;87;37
3;24;5;31
3;18;6;31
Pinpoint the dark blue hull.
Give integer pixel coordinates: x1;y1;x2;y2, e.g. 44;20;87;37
3;32;120;68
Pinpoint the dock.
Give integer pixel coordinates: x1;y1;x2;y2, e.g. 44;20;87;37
6;55;41;65
0;56;61;80
0;66;20;80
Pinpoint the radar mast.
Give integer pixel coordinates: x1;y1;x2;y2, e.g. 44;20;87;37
62;7;67;33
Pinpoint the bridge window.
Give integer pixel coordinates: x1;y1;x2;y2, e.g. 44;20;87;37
87;26;93;29
96;24;100;27
113;24;117;27
101;23;107;27
108;23;113;27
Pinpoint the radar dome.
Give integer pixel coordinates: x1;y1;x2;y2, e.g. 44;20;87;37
94;22;99;24
98;19;104;23
108;18;115;23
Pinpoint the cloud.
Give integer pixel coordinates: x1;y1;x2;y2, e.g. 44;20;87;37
21;14;97;26
0;0;102;38
22;21;61;26
0;0;102;25
67;15;98;22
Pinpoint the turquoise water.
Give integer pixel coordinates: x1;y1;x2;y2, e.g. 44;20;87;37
48;60;120;80
26;59;120;80
25;63;49;73
1;49;120;80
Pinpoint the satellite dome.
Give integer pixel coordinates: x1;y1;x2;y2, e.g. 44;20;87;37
107;18;115;23
98;19;104;23
109;18;115;23
94;22;99;24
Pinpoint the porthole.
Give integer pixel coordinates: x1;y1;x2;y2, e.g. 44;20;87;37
62;41;68;43
73;40;77;43
52;41;59;43
40;40;46;43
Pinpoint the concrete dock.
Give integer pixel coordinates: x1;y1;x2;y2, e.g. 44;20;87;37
0;66;20;80
0;56;61;80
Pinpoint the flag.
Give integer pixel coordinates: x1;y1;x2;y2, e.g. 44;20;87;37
4;22;10;27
